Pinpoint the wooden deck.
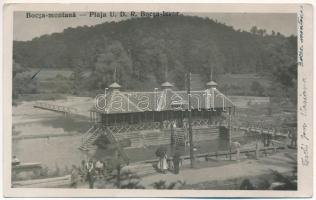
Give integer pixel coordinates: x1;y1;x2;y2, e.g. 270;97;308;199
12;175;70;188
13;132;79;140
12;162;42;177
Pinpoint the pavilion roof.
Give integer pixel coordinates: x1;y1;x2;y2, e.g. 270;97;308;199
92;88;235;114
206;81;218;87
161;81;173;87
109;82;121;89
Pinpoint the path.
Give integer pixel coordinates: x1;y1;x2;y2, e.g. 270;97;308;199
76;149;296;189
139;150;296;188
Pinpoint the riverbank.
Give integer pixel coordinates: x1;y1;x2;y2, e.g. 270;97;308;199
12;148;296;189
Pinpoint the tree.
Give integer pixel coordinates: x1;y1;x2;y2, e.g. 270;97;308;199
104;151;138;189
271;63;297;104
91;41;132;90
12;15;297;99
70;64;85;95
13;70;38;99
250;26;258;35
250;81;265;96
170;60;185;89
13;60;24;78
240;179;255;190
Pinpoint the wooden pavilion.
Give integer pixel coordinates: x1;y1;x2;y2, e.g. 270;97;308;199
80;79;235;164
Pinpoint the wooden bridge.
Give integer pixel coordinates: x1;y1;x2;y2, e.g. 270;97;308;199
238;126;288;138
33;102;78;116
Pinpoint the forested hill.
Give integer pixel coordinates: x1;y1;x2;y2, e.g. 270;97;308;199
13;15;297;92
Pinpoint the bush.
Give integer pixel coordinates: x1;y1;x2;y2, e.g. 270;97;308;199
240;179;255;190
250;81;265;96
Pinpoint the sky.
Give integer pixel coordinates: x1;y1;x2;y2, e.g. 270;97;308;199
13;12;297;41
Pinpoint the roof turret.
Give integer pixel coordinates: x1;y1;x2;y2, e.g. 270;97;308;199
161;81;173;90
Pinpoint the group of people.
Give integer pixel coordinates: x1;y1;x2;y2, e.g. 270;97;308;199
70;159;107;188
156;152;182;174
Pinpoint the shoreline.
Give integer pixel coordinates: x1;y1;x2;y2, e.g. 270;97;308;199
12;131;82;140
13;149;296;189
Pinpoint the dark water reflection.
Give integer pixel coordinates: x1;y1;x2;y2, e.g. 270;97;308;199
40;116;91;133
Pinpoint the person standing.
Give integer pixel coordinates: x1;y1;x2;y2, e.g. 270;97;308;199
95;160;103;178
172;153;181;174
79;160;86;182
101;161;106;177
160;153;168;174
232;141;241;161
86;159;95;189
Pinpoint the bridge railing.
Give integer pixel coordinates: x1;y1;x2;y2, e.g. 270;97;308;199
34;102;78;114
132;146;286;166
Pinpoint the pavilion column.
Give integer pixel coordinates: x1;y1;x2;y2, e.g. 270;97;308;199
209;110;212;126
160;112;163;129
130;113;133;124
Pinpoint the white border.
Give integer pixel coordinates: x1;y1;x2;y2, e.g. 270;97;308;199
2;2;314;198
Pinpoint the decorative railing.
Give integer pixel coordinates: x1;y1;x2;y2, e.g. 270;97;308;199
192;119;211;127
107;122;161;134
104;119;220;134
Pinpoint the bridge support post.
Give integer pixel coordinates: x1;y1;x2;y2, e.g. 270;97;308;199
187;73;195;168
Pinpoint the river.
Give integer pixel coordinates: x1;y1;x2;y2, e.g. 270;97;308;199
12;98;92;171
12;98;258;171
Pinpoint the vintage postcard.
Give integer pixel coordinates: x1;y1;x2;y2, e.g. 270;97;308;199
2;3;313;198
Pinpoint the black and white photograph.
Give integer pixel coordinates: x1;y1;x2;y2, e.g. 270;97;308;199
2;3;313;198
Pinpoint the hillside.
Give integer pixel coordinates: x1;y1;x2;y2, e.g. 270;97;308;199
13;15;297;101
